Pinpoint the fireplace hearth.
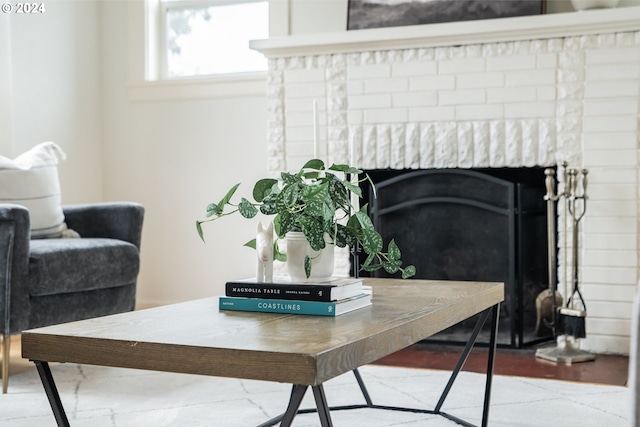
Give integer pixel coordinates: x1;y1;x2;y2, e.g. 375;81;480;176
358;167;550;348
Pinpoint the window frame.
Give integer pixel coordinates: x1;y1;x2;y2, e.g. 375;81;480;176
158;0;268;80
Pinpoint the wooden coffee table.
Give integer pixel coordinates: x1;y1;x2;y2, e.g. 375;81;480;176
22;278;503;427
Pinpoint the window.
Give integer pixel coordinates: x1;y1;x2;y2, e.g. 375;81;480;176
159;0;268;78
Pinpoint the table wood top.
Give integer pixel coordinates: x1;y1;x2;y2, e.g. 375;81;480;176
22;278;503;386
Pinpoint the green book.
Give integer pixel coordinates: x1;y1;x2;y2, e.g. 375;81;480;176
219;290;372;317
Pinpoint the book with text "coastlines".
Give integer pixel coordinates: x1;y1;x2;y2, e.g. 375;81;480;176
225;276;363;302
219;289;372;317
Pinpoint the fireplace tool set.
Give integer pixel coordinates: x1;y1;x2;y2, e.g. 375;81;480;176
535;162;595;363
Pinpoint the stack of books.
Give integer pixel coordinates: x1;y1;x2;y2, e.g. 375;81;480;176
219;276;371;317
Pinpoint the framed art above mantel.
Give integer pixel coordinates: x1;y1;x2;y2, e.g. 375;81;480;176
347;0;545;31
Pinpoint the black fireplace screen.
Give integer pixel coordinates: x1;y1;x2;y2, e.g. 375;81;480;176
359;168;551;348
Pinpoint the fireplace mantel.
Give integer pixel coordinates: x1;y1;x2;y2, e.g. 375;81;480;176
251;6;640;58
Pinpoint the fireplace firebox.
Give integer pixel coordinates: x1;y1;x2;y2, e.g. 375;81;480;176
358;167;551;348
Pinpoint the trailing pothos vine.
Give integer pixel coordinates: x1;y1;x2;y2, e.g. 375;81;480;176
197;159;416;279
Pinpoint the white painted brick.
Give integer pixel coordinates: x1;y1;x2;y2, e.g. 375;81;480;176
582;266;637;286
537;53;558;68
588;200;637;217
285;110;317;127
285;97;322;113
583;283;636;302
586;63;640;81
582;335;630;355
434;122;457;168
537;86;557;101
504;102;555;119
455;105;503;121
487;87;536;103
585;81;640;98
585;317;631;336
584;233;637;251
392;92;437;108
347;110;363;125
486;54;536;71
587;183;637;200
392;61;437;77
364;78;409;94
583;132;637;150
584;217;637;234
347;80;364;95
438;57;485;74
583;116;637;133
409;106;455;122
583;250;637;268
376;124;391;169
457;122;474;168
285;126;314;142
586;46;640;64
583;99;638;116
285;82;325;98
588;301;633;319
505;69;556;87
348;94;391;109
419;123;436;169
439;89;485;105
284;68;324;84
347;64;391;80
587;167;637;184
583;150;638;169
456;72;504;89
364;108;408;124
410;75;455;91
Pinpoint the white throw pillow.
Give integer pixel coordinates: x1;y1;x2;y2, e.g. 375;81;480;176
0;142;67;238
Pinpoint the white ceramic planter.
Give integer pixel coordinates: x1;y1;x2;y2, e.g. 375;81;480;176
570;0;619;10
286;232;335;282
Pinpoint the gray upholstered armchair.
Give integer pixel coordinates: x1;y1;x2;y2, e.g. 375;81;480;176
0;202;144;393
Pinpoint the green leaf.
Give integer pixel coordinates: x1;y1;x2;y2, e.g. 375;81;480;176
196;221;205;242
299;217;326;251
303;159;325;170
382;260;401;274
361;227;383;254
342;179;362;199
280;183;301;207
252;178;277;202
238;198;258;218
243;239;256;249
304;255;312;278
334;223;356;248
281;172;299;186
361;263;383;272
402;265;416;279
219;183;241;207
388;239;401;261
328;163;360;174
206;202;221;217
274;240;287;262
274;212;294;237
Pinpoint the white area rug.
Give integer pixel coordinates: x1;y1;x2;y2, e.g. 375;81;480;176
0;363;628;426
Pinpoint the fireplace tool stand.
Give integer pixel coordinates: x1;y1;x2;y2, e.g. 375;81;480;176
536;164;595;364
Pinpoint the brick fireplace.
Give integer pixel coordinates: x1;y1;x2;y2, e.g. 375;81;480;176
252;8;640;354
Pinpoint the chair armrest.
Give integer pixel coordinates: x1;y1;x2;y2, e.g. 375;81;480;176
0;204;31;334
63;202;145;249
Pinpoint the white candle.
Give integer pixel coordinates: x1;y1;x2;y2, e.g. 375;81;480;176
350;137;360;213
313;98;319;159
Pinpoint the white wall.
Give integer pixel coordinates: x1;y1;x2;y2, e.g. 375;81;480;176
101;1;268;306
2;0;103;202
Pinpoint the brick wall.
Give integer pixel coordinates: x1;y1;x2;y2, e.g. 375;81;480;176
265;31;640;354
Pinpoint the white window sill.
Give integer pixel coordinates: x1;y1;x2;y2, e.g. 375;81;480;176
127;72;267;103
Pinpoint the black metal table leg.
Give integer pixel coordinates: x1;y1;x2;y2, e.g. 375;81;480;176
33;361;70;427
312;385;334;427
275;384;308;427
481;303;500;427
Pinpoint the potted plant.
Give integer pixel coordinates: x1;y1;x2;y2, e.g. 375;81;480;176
196;159;416;280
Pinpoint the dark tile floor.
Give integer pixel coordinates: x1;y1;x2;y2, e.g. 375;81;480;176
373;341;629;387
